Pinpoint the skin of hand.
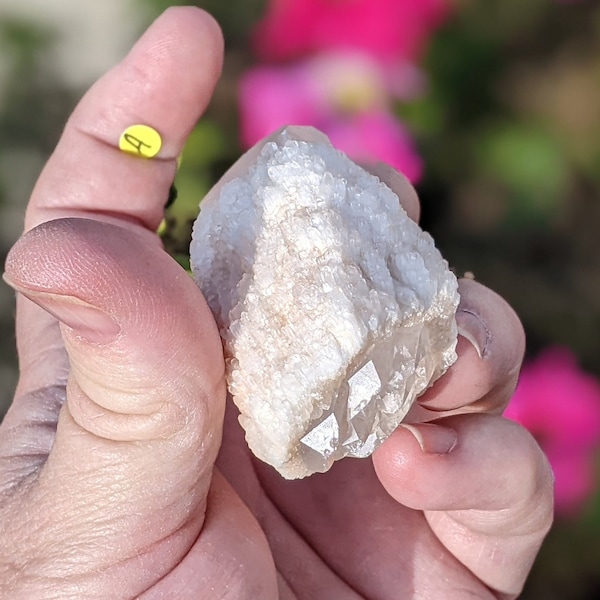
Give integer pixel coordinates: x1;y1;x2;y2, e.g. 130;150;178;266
0;7;553;600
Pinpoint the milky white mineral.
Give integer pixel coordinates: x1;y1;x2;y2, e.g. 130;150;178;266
190;126;460;479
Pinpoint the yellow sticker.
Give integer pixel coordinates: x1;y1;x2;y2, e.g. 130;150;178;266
119;124;163;158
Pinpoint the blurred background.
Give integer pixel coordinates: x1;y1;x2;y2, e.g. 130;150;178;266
1;0;599;596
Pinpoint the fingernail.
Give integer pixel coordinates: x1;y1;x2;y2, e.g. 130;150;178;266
9;285;120;344
399;423;458;454
456;308;490;359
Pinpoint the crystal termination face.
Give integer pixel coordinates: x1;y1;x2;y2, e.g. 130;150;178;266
190;127;460;479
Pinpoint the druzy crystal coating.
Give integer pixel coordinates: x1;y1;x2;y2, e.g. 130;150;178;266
190;127;459;479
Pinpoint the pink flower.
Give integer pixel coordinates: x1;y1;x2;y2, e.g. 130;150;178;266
239;53;423;182
252;0;454;63
324;112;423;182
505;347;600;516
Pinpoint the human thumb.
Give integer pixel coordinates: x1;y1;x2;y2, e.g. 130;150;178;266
2;217;225;594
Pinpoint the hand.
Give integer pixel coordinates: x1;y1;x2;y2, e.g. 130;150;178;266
0;8;553;599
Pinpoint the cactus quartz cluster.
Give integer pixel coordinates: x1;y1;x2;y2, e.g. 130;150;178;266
190;127;459;479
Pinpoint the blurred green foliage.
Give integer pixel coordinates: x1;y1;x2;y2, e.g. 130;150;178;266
0;18;72;151
0;16;78;411
477;122;568;224
162;121;228;269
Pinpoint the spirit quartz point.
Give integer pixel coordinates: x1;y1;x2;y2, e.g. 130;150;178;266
190;126;460;479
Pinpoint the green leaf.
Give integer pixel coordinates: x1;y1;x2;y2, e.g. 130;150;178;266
181;120;227;168
476;122;569;222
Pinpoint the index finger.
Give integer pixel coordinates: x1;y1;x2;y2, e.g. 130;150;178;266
25;6;223;233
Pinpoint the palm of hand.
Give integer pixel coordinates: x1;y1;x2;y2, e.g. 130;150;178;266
145;388;539;600
216;414;487;599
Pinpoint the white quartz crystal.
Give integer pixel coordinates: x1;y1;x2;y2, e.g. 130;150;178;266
190;127;459;479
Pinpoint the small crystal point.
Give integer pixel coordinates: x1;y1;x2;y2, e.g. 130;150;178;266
190;126;459;479
348;360;381;419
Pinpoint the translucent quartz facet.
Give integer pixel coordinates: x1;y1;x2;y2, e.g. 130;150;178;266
190;127;460;479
